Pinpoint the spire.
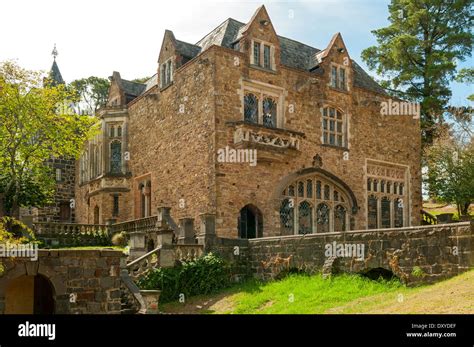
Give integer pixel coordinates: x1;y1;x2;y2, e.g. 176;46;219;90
49;44;64;85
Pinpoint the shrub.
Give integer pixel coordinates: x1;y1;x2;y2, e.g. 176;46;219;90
111;232;128;247
137;253;231;303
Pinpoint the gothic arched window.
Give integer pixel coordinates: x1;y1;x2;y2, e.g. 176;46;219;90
298;201;313;234
280;175;351;234
316;203;330;233
110;141;122;174
244;93;258;124
334;205;347;232
280;199;294;234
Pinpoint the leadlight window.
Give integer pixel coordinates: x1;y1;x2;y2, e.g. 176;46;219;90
394;198;403;228
331;66;338;88
334;205;347;232
368;195;378;229
263;45;271;69
243;90;279;128
298;182;304;197
306;180;313;198
262;97;277;128
330;65;347;91
322;107;345;147
280;199;294;234
280;176;351;234
316;203;330;233
298;201;313;234
244;93;258;124
110;141;122;174
381;197;391;228
339;68;346;90
253;42;261;67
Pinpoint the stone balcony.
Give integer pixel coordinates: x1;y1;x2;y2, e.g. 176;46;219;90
226;121;305;162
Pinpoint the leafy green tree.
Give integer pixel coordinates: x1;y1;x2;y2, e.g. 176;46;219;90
0;61;98;218
425;134;474;216
362;0;473;147
70;76;110;114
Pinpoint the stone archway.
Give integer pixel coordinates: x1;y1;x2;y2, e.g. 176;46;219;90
238;204;263;239
5;274;55;314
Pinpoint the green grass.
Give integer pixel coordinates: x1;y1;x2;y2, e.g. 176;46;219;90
161;273;406;314
230;274;404;314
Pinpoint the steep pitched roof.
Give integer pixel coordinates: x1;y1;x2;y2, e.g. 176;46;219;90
191;17;386;95
175;40;201;59
121;79;146;97
49;60;64;85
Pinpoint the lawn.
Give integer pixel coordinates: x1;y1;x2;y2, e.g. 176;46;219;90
160;270;474;314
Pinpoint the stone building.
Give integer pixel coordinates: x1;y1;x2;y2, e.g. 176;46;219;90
75;5;422;238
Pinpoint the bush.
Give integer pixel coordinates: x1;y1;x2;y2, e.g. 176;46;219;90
137;253;231;303
111;232;128;247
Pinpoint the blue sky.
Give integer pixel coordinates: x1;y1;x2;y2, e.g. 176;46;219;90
0;0;472;105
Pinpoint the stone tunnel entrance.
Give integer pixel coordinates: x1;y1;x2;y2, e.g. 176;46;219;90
5;274;55;314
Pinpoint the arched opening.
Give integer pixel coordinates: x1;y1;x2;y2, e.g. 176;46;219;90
238;204;263;239
5;274;55;314
361;268;396;281
147;238;155;252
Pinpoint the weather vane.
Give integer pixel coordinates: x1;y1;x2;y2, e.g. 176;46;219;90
51;44;58;61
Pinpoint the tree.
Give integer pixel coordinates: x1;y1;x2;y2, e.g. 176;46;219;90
70;76;110;115
132;76;151;84
362;0;473;148
425;133;474;216
0;61;98;218
455;67;474;101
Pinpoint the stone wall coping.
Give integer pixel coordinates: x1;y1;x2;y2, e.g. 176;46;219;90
35;249;125;258
248;222;471;243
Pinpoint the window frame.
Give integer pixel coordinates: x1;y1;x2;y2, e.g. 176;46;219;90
242;81;285;129
250;39;275;71
321;106;347;148
329;63;348;91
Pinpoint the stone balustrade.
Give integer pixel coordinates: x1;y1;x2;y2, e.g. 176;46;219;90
33;222;110;247
127;246;162;281
175;244;204;261
110;216;158;234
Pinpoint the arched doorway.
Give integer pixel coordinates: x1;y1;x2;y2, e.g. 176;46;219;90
5;274;55;314
238;205;263;239
147;238;155;252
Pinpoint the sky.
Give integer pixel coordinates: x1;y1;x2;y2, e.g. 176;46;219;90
0;0;472;105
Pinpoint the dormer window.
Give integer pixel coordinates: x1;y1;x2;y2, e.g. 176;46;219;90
330;64;347;91
160;59;173;88
251;39;274;71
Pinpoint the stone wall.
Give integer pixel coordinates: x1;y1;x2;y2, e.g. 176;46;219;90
127;48;217;223
30;157;76;223
216;222;473;285
0;249;124;314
